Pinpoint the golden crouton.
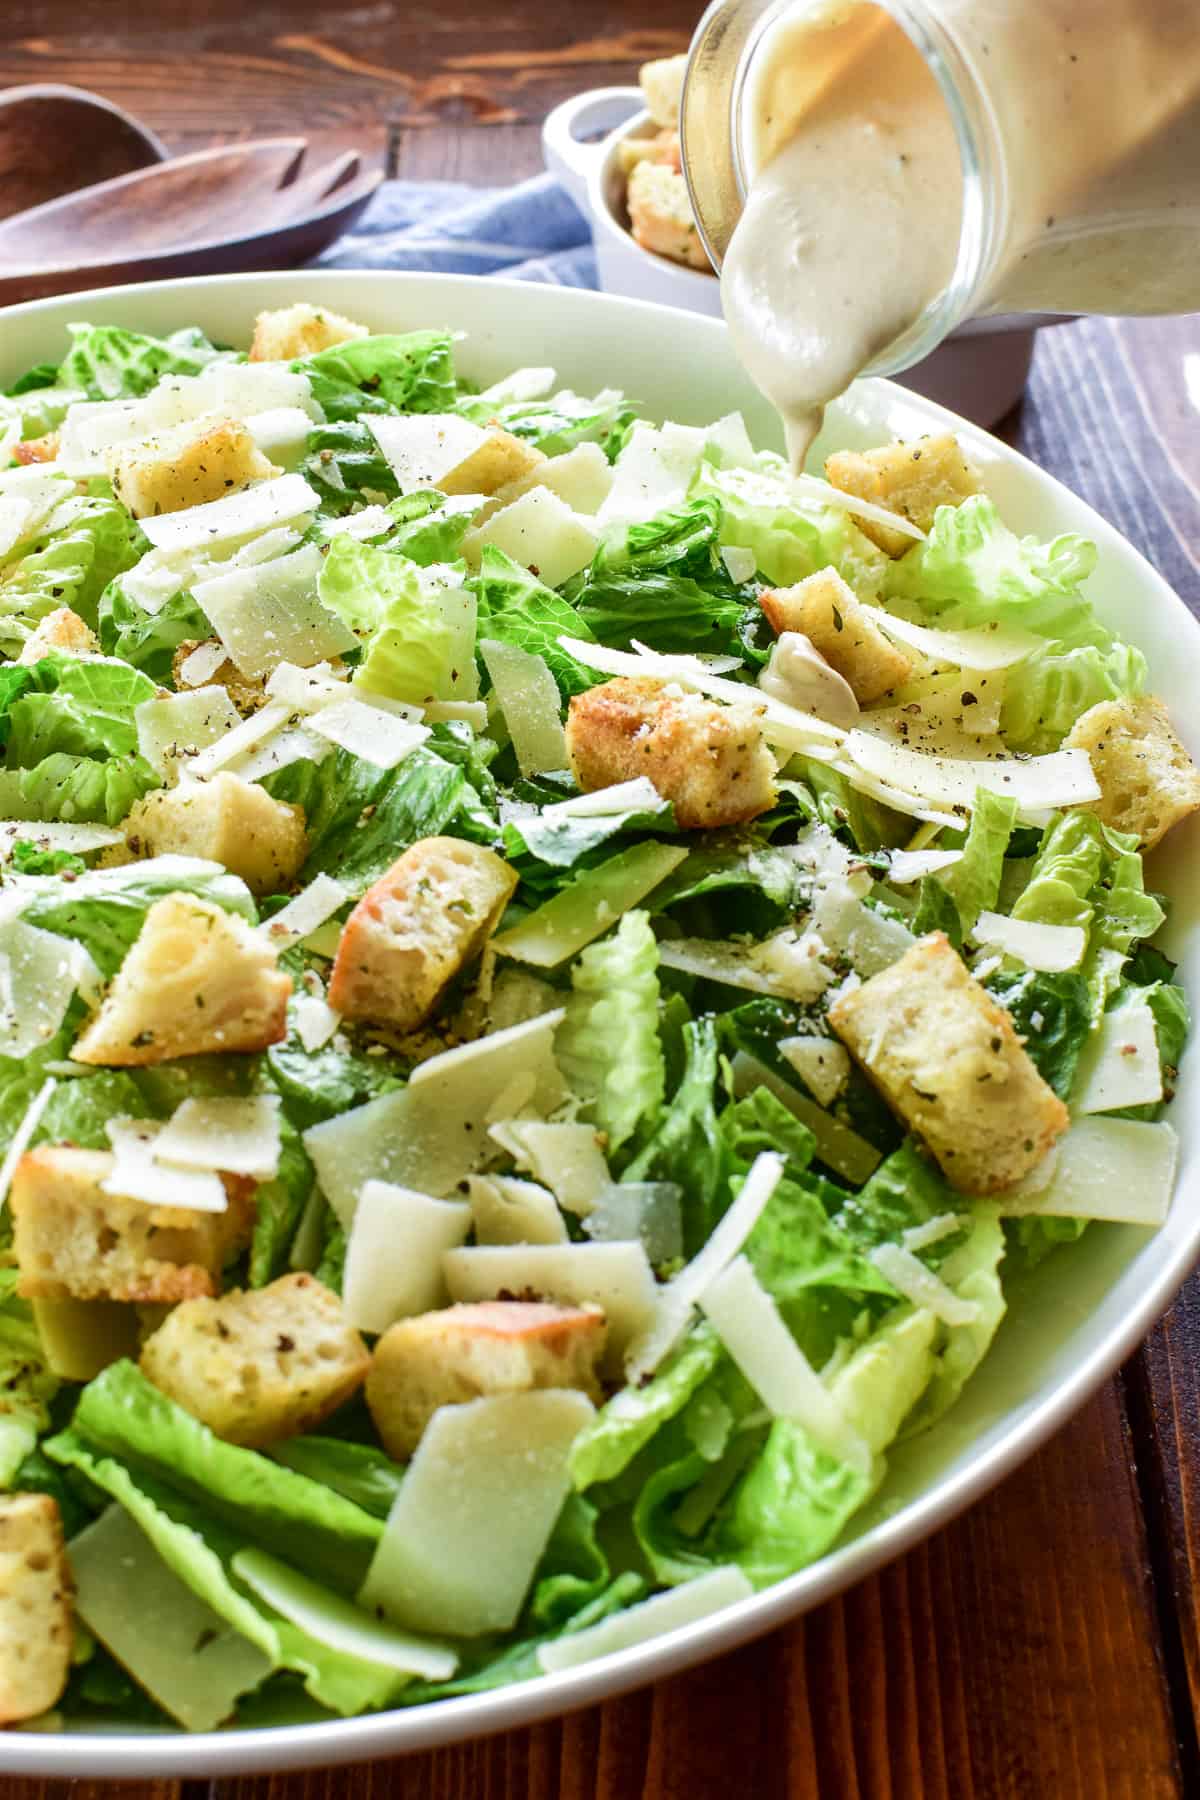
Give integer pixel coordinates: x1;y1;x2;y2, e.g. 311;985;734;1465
17;607;100;664
1065;694;1200;851
829;932;1069;1195
565;675;777;829
329;837;517;1031
438;428;546;498
366;1300;607;1460
0;1495;72;1725
639;53;688;127
11;1145;254;1303
249;302;370;364
72;893;292;1067
627;162;711;272
616;129;683;177
824;433;982;556
760;567;911;705
123;775;307;897
12;432;59;466
171;640;269;715
140;1273;370;1448
106;416;278;519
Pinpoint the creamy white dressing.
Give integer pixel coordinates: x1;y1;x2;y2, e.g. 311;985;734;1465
722;0;1200;465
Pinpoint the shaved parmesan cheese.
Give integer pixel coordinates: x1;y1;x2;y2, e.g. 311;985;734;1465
138;474;319;553
367;413;488;489
0;476;70;559
191;543;358;680
177;640;229;688
307;696;430;768
541;778;663;821
557;635;845;751
970;911;1086;973
0;1078;55;1213
1072;994;1164;1114
226;721;331;785
901;1213;963;1253
730;1053;882;1185
264;661;353;713
444;1241;657;1372
470;488;598;589
720;545;758;584
488;1119;610;1216
583;1182;682;1264
480;638;568;775
359;1390;594;1637
153;1095;281;1180
305;1012;566;1226
538;1566;755;1673
625;1152;784;1382
467;1174;568;1246
778;1036;851;1106
844;731;1101;820
657;930;833;1003
701;1256;870;1468
810;879;914;976
492;843;687;967
232;1549;456;1681
103;1119;228;1213
0;917;94;1060
998;1116;1178;1225
792;471;928;542
135;686;242;782
293;991;342;1053
261;873;349;951
0;822;123;860
828;755;964;830
598;422;705;527
859;605;1043;671
424;699;489;731
243;406;315;468
184;701;293;782
343;1180;471;1333
869;1243;981;1325
884;847;964;884
478;366;557;405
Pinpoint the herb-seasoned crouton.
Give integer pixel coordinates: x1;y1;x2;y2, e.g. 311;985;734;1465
12;432;59;466
829;932;1069;1194
17;607;100;664
72;893;291;1066
824;433;982;556
140;1274;370;1448
366;1300;607;1459
565;675;777;829
0;1494;72;1724
438;428;545;498
106;416;278;519
639;53;688;128
1065;695;1200;850
171;639;269;714
328;837;518;1031
627;162;711;272
249;302;369;363
760;567;911;705
123;775;307;896
616;128;683;177
11;1145;254;1303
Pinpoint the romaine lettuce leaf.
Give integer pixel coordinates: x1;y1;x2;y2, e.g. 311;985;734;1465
556;910;664;1152
899;1214;1007;1436
301;419;401;514
58;324;232;401
98;581;211;679
984;967;1091;1098
624;1016;735;1256
293;332;456;422
6;656;156;764
693;460;888;596
248;1112;315;1287
572;497;754;656
0;489;148;636
317;535;470;705
270;1438;405;1519
458;387;634;458
0;1293;59;1486
833;1140;964;1265
570;1325;725;1491
936;788;1018;932
17;857;257;975
8;750;158;827
1013;811;1104;931
468;547;595;695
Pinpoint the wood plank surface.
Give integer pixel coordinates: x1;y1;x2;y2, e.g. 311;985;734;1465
3;5;1200;1795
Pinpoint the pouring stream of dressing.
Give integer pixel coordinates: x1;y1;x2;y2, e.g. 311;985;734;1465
722;0;1200;470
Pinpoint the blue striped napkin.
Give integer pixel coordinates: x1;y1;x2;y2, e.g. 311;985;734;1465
314;173;597;289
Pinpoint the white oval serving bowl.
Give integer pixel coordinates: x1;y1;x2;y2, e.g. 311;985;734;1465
1;269;1198;1778
542;87;1063;428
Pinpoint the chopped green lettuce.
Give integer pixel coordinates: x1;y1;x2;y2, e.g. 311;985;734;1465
293;332;456;422
557;910;665;1151
469;547;596;695
58;324;232;401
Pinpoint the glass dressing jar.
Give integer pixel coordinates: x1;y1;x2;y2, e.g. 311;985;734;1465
682;0;1200;388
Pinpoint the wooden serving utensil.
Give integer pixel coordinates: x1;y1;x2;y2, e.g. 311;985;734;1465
0;136;382;306
0;84;168;222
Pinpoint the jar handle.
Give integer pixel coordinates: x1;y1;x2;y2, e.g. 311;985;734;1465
542;88;645;212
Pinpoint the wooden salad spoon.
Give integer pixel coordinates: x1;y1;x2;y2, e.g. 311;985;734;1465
0;84;168;222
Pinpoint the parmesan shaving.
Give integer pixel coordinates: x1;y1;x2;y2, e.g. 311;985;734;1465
177;641;229;688
138;474;319;553
537;1566;755;1673
859;604;1043;671
0;1078;55;1213
306;696;430;769
845;731;1101;819
103;1120;228;1214
970;911;1087;974
261;874;350;951
153;1095;282;1180
869;1243;981;1326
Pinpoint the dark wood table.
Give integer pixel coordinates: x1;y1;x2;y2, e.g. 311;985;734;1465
3;3;1200;1794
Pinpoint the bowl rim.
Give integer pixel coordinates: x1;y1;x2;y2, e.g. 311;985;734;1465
1;267;1198;1778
